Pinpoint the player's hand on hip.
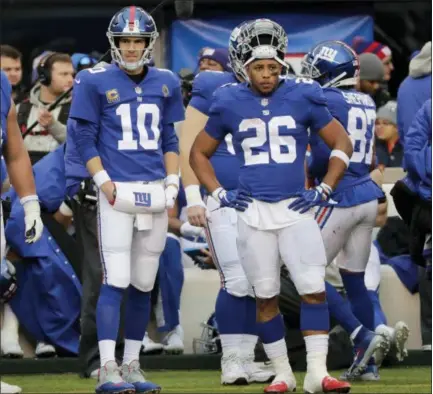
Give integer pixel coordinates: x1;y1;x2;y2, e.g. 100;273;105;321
100;181;116;205
20;196;44;244
288;182;333;214
187;204;209;228
180;221;206;238
213;187;252;212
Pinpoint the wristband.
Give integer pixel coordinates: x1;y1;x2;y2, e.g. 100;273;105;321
211;187;225;204
59;201;73;217
20;194;39;206
185;185;203;206
165;174;180;189
93;170;111;188
330;149;350;168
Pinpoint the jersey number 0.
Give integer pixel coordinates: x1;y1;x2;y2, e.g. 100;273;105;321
116;103;160;151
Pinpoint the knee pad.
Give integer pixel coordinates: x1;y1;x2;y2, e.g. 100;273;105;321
292;264;325;296
130;254;160;292
252;277;280;299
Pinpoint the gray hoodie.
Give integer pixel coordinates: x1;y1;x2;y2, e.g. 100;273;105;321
17;83;70;152
409;41;432;78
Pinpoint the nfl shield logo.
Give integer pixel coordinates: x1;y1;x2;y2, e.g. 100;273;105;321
135;86;142;94
261;98;269;107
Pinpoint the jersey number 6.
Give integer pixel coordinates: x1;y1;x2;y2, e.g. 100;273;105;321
239;116;297;165
116;103;160;151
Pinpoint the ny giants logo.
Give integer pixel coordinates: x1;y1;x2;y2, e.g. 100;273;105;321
133;192;151;207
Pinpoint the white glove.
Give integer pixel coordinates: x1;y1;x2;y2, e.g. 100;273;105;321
180;222;206;238
165;174;179;209
20;196;44;244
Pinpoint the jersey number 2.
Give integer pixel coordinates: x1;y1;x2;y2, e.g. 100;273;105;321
240;116;297;165
116;103;160;151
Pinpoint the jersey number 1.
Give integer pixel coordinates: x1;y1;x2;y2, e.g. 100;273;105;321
116;103;160;151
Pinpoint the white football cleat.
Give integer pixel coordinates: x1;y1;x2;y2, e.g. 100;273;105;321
162;325;184;355
1;337;23;359
141;332;164;355
393;321;410;361
0;381;22;394
221;352;249;385
244;359;275;383
35;342;57;358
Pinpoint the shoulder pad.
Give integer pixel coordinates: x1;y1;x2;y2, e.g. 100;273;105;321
301;80;327;106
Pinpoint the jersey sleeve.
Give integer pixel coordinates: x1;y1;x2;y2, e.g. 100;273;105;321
69;70;101;124
305;82;334;133
163;76;185;125
189;72;215;115
204;91;228;141
1;71;12;115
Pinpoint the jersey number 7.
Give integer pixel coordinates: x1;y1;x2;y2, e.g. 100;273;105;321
116;103;160;151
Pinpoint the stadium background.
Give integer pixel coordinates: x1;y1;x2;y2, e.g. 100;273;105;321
0;0;432;392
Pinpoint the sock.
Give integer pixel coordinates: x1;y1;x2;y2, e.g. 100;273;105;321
350;325;372;348
242;296;258;359
300;302;330;332
1;304;20;342
304;334;328;377
123;286;151;364
368;290;388;328
258;314;292;376
215;289;246;354
340;271;375;331
325;281;363;334
96;284;124;365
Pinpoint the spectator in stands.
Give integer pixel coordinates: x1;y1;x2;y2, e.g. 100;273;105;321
357;53;390;107
0;45;26;104
197;47;230;72
17;53;73;163
375;101;403;169
352;37;394;81
397;41;432;151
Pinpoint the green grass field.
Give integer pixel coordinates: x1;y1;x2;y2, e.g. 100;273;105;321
4;367;431;393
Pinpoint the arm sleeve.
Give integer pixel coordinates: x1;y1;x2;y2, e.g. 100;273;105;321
69;71;101;124
73;119;100;164
161;123;179;154
48;120;67;143
405;101;432;182
203;95;228;141
163;80;185;125
307;83;334;133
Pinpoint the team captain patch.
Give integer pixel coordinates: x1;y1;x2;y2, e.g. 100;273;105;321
106;89;120;103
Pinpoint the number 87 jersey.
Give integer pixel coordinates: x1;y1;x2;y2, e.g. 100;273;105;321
69;64;184;182
205;78;334;202
308;87;385;207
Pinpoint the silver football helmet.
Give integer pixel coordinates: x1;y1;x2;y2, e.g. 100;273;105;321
228;20;252;81
239;19;288;74
192;312;221;354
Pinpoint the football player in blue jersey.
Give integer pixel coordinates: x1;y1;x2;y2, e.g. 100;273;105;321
179;21;275;386
1;70;44;394
70;6;184;394
300;41;392;380
190;19;353;394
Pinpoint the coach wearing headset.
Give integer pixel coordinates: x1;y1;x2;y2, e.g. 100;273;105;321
16;52;74;164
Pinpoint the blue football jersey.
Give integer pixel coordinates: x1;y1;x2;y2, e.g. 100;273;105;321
69;64;184;182
309;88;384;207
189;71;241;191
1;71;12;186
205;78;333;202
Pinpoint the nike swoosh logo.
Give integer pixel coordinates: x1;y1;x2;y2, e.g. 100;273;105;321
75;79;81;84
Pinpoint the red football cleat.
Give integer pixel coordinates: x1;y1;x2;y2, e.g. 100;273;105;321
264;380;295;393
322;376;351;393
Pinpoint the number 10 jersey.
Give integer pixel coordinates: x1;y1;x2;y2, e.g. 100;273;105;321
69;64;184;182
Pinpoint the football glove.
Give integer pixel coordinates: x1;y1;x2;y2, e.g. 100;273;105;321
21;196;44;244
212;187;252;212
288;182;333;214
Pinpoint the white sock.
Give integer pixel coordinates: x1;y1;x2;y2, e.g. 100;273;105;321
123;339;142;365
220;334;243;356
350;325;363;342
242;334;258;359
263;339;293;376
2;304;20;341
99;339;116;366
304;334;328;377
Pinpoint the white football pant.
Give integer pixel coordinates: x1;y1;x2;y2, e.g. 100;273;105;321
97;190;168;291
205;196;253;297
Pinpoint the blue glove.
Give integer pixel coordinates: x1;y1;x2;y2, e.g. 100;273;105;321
288;182;333;214
212;188;252;212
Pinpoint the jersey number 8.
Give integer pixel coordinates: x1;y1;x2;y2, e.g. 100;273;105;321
116;103;160;151
347;107;376;165
239;116;297;165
